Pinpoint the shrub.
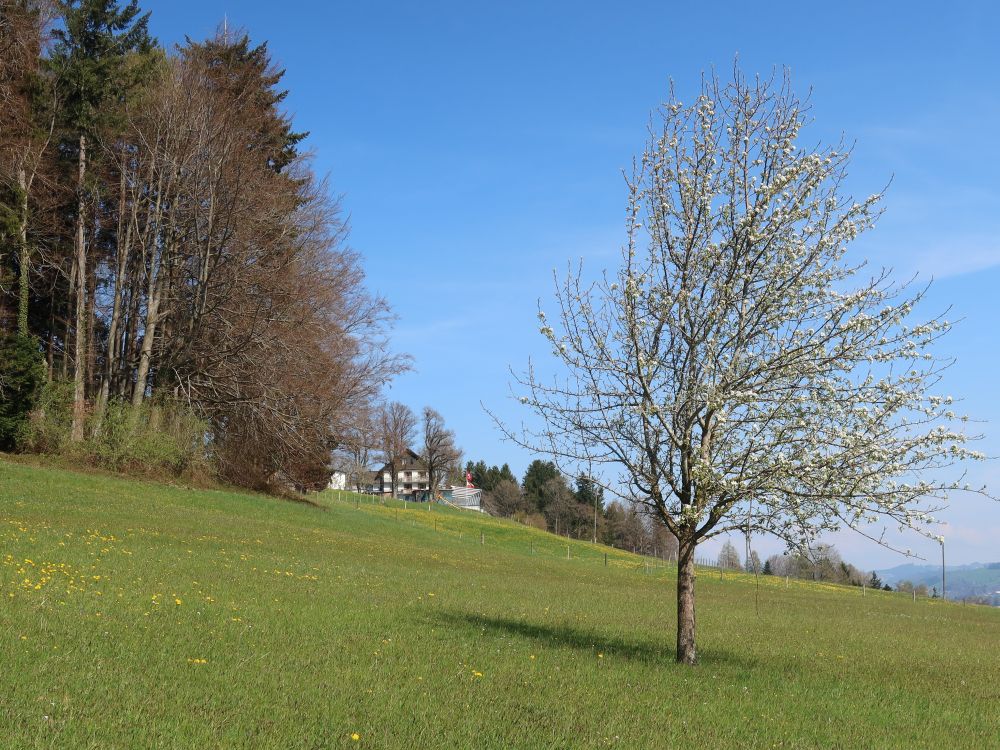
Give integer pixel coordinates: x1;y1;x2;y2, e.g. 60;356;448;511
19;378;74;454
88;397;210;476
0;334;46;451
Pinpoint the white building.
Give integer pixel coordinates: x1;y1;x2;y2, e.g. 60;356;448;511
375;448;431;499
327;470;347;491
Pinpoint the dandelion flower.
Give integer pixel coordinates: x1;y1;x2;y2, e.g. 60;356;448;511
351;733;360;741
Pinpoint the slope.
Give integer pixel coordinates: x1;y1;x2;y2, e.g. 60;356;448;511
1;460;997;748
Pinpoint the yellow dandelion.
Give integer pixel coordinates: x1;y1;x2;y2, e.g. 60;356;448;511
351;733;360;741
174;598;182;605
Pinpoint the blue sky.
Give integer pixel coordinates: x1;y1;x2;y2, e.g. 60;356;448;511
145;0;1000;567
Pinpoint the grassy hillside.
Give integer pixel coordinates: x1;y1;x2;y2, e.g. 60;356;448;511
1;460;998;748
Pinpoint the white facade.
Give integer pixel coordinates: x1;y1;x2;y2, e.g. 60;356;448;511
376;449;431;498
327;471;347;491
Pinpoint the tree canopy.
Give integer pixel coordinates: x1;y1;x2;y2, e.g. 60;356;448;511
498;68;991;664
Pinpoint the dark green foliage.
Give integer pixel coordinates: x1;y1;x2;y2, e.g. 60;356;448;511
869;571;883;589
0;334;45;450
600;501;647;550
49;0;155;135
574;474;604;514
762;558;773;576
464;460;518;492
522;459;558;509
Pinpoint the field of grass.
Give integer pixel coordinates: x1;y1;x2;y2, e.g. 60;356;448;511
1;459;998;748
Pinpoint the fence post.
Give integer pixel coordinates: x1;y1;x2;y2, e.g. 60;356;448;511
604;552;607;567
785;576;789;589
566;545;570;559
912;589;916;603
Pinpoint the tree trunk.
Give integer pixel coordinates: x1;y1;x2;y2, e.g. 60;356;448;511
16;167;29;336
676;537;697;665
131;273;162;409
70;134;87;442
95;159;134;422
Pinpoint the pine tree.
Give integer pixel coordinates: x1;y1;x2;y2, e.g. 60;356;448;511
522;459;558;511
868;571;883;589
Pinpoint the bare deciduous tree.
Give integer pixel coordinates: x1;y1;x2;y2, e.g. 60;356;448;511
378;401;416;498
497;69;990;664
338;405;378;492
422;406;459;500
716;540;741;569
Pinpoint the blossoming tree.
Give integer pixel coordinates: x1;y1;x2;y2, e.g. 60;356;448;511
499;70;989;664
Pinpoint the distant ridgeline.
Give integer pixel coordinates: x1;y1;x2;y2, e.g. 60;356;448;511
876;562;1000;606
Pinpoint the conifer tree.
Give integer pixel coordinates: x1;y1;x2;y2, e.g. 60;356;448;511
48;0;154;440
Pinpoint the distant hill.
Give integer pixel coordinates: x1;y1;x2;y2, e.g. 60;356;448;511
876;561;1000;604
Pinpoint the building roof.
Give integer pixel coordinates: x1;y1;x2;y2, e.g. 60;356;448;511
376;448;427;475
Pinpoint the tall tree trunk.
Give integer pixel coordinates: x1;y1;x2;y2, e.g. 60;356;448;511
85;253;97;391
46;311;54;380
61;261;73;380
16;167;29;336
676;537;698;665
70;134;87;442
95;159;133;423
131;271;163;409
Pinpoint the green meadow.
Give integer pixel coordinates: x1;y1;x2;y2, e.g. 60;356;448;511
1;459;997;749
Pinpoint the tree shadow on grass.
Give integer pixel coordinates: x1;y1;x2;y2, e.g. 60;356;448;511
428;609;763;668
